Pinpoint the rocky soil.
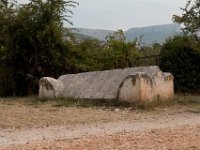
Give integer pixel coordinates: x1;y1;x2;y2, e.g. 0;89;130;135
0;100;200;149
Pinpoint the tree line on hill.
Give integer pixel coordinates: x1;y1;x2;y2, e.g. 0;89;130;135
0;0;199;96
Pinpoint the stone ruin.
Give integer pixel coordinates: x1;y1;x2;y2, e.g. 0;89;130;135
38;66;174;103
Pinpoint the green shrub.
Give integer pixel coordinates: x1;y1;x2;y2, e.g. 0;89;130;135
0;0;77;96
160;35;200;93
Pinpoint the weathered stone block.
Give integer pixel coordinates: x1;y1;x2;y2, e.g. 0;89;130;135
38;66;174;102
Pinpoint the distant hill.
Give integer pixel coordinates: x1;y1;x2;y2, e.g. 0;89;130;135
74;33;96;41
125;24;181;44
72;24;182;44
63;28;97;42
72;28;114;41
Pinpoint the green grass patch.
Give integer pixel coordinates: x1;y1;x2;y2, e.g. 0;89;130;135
173;94;200;105
0;96;48;106
0;94;200;110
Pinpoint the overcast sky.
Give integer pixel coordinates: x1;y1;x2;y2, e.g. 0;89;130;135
17;0;188;31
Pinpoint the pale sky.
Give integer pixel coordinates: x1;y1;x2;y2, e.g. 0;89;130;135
17;0;188;31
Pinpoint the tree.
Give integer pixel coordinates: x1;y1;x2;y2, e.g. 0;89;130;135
63;39;104;73
0;0;19;96
105;30;140;68
173;0;200;36
160;35;200;93
0;0;78;96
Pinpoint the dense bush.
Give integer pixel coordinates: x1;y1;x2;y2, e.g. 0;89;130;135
160;35;200;93
66;31;142;73
104;30;140;68
0;0;77;96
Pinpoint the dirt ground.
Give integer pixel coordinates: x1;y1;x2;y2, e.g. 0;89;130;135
0;99;200;149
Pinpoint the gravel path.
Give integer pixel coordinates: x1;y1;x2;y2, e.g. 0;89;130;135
1;111;200;150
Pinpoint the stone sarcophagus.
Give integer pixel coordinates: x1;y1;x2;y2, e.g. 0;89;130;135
38;66;174;102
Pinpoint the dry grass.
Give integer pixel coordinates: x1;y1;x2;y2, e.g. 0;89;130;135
0;100;123;129
1;95;200;149
0;95;199;129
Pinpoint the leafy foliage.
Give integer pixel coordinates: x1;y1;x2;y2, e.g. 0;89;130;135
160;35;200;93
104;30;140;68
171;1;200;93
64;39;105;73
0;0;78;96
173;0;200;35
64;30;142;73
